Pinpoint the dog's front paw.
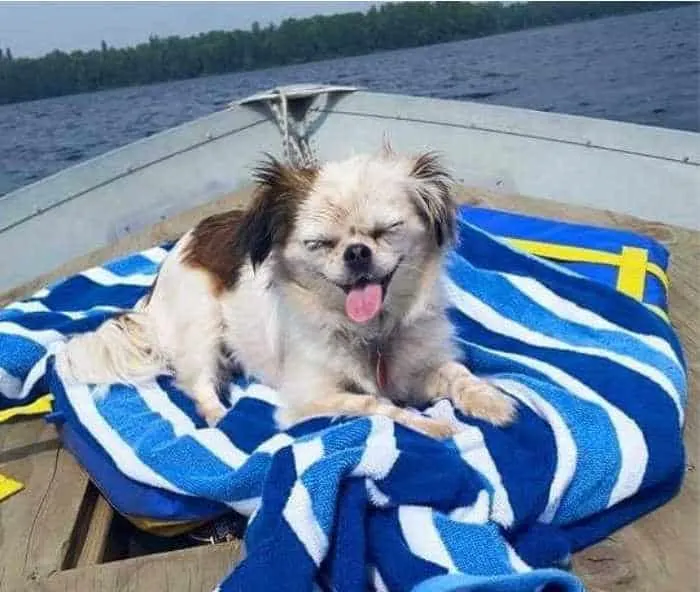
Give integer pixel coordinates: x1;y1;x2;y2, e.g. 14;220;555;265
453;379;516;426
197;400;228;427
399;413;460;439
427;362;516;426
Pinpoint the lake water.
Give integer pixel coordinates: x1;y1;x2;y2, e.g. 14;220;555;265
0;5;697;197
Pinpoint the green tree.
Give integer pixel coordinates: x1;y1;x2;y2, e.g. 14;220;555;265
0;2;681;105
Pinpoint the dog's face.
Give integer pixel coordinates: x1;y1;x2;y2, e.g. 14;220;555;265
244;149;455;327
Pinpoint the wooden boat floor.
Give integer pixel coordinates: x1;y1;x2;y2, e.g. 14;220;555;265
0;186;697;592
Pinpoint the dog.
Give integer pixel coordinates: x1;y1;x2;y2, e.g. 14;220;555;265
58;148;516;438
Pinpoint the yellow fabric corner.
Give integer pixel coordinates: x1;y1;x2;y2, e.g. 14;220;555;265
125;515;210;537
616;246;649;301
0;394;54;424
0;473;24;502
0;395;54;503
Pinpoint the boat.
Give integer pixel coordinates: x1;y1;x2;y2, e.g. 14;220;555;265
0;85;697;591
1;84;698;300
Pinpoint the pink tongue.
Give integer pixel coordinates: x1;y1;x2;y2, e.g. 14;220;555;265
345;283;383;323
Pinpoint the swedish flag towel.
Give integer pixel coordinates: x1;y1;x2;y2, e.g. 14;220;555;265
0;211;687;592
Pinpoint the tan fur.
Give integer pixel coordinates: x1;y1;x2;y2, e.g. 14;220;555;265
58;311;164;386
425;362;517;425
280;392;458;439
58;150;516;434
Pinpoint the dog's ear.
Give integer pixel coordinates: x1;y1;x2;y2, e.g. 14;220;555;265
409;152;456;247
242;155;317;267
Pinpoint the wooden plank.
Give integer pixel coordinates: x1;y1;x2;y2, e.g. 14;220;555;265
33;541;242;592
22;449;90;582
74;489;114;568
0;419;90;591
457;186;699;592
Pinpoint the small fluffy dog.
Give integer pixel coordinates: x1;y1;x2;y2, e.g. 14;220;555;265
59;148;515;437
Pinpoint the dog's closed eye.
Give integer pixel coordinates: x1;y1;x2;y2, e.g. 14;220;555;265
304;238;337;251
370;221;404;241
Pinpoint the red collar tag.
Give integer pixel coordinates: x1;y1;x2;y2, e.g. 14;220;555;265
375;350;388;391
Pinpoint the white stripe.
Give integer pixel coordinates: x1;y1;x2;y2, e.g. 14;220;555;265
352;416;398;479
32;288;50;299
506;274;682;368
492;378;577;523
81;267;156;287
257;432;295;454
62;381;188;495
398;506;458;573
0;367;22;398
141;247;169;264
138;382;248;469
449;489;491;525
446;279;684;422
370;566;390;592
506;544;532;573
228;382;282;408
0;320;65;346
453;426;514;527
475;343;648;507
241;383;283;407
282;481;328;566
5;300;122;319
5;300;56;314
230;496;260;517
293;438;324;476
365;479;391;507
16;354;52;401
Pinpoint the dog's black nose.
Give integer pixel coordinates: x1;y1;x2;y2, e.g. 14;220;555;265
344;243;372;271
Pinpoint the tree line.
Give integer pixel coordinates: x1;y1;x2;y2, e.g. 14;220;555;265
0;2;680;105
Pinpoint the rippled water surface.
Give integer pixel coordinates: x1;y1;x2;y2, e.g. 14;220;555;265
0;6;697;196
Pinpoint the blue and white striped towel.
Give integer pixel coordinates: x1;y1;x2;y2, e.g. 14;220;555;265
0;213;687;592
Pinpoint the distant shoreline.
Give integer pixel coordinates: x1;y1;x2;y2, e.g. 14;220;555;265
0;1;685;105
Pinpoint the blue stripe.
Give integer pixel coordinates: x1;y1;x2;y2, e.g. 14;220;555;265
0;334;45;398
46;359;229;520
94;382;254;502
458;206;669;270
457;341;622;524
476;401;556;526
457;313;684;494
302;441;364;536
368;509;446;589
103;253;160;276
532;351;684;493
446;256;686;404
412;570;584;592
433;511;515;576
36;275;148;311
453;220;685;367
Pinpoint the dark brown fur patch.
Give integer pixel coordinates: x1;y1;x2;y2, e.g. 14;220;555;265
182;209;248;293
409;152;456;247
244;155;318;268
182;156;318;293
